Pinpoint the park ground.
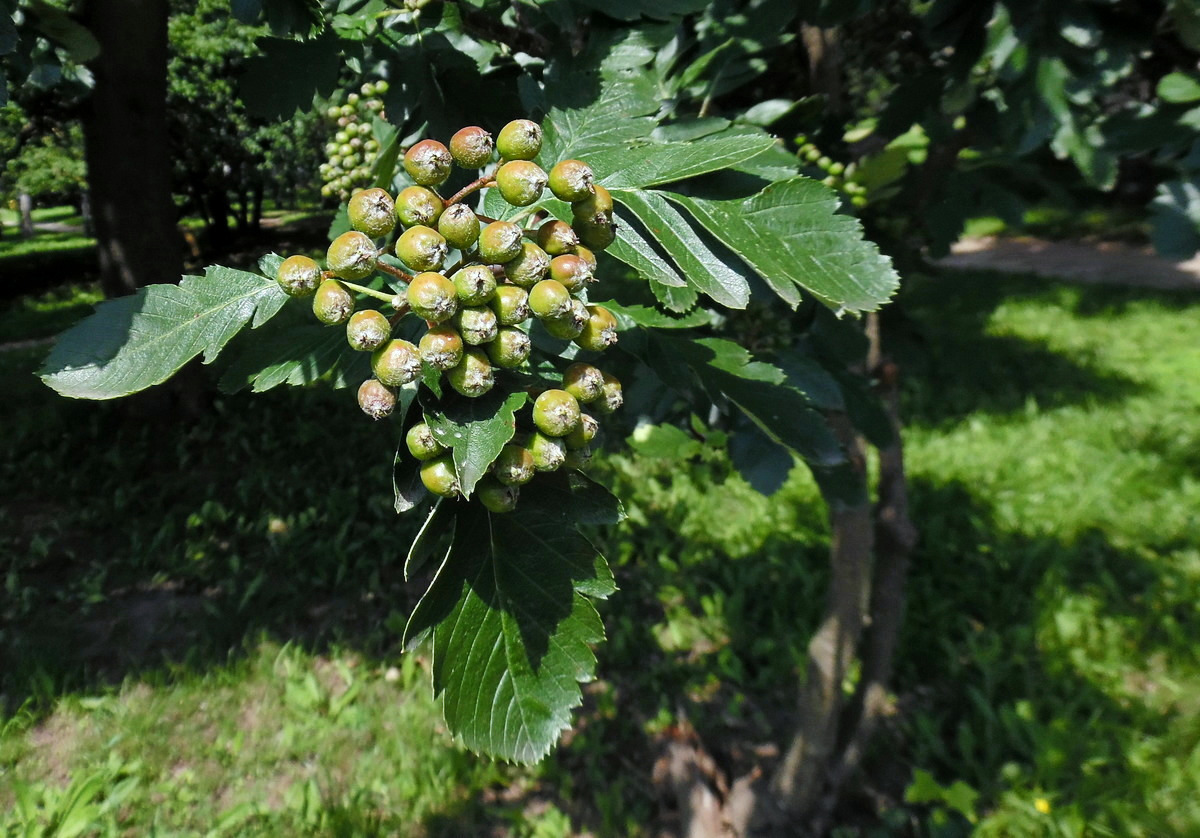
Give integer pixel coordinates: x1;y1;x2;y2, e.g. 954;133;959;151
1;212;1199;835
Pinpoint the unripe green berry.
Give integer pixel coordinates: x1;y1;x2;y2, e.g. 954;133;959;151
492;443;535;486
437;203;480;250
563;445;592;470
528;279;572;320
573;245;597;274
407;422;446;460
357;122;371;136
527;431;566;471
571;185;613;223
446;349;494;397
541;298;587;340
419;324;464;370
357;378;397;420
549;253;593;293
396;225;449;272
327;231;378;280
403;139;453;186
594;371;623;414
477;476;519;513
449;125;494;168
326;106;341;120
347;92;360;106
347;188;397;238
452;264;497;306
420;455;460;498
495;160;547;207
565;413;598;449
548;159;596;202
533;388;581;437
575;305;619;352
486;327;531;368
504;242;550;287
478;221;525;264
573;216;617;251
453;305;499;345
852;195;868;208
536;219;579;256
563;362;604;402
406;272;458;323
346;309;391;351
829;161;845;176
496;119;542;161
372;339;422;386
375;80;389;94
313;279;355;325
360;81;375;97
490;285;530;325
395;186;444;228
276;254;322;298
805;147;822;162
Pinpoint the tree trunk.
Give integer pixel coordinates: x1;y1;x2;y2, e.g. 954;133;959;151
18;192;35;237
80;0;180;297
80;190;95;237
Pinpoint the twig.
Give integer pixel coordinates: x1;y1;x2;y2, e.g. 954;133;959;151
445;176;496;206
377;261;414;284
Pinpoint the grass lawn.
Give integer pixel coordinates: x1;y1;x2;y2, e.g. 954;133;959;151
1;264;1198;835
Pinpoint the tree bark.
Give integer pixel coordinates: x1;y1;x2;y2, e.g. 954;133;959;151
18;192;35;237
80;0;180;297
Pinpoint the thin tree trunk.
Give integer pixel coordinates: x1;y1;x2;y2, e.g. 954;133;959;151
81;0;180;296
80;190;94;237
18;192;34;237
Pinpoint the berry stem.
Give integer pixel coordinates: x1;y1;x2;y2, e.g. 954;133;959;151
444;176;496;206
389;304;410;326
376;261;414;284
340;280;399;303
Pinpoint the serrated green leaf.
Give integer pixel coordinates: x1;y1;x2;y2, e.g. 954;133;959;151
405;499;452;580
600;300;710;329
217;320;366;393
666;178;900;313
617;189;750;309
40;267;289;400
596;133;777;189
424;391;527;497
605;205;687;288
403;495;615;763
628;423;702;460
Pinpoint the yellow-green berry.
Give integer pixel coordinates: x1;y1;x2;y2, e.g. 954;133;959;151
536;219;579;256
327;231;378;280
548;159;595;202
419;324;464;370
452;264;497;306
407;422;446;460
490;285;529;325
453;305;499;345
495;160;547;207
420;455;460;497
478;220;525;264
594;371;623;414
346;309;391;351
575;304;618;352
565;413;598;449
541;298;587;339
406;271;458;323
573;216;617;251
496;119;542;160
549;253;593;293
533;388;581;437
395;186;444;228
563;362;604;402
437;203;480;250
449;125;494;168
347;188;397;238
527;431;566;471
485;327;531;368
571;184;613;224
395;225;449;272
372;339;422;386
528;279;572;320
504;241;550;287
313;279;355;325
492;443;535;486
277;254;322;297
477;476;519;513
403;139;453;186
357;378;397;420
446;349;494;397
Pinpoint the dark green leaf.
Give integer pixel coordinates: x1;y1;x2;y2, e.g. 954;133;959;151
606;206;688;289
600;300;711;329
597;133;777;190
217;319;368;393
40;267;288;400
240;33;339;119
627;423;702;460
405;500;453;580
424;391;527;497
1158;72;1200;104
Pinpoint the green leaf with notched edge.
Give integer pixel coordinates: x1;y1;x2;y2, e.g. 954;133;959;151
424;391;527;498
405;499;453;580
218;320;366;393
600;300;711;330
606;205;688;288
403;483;616;764
597;133;777;190
40;266;288;400
666;178;900;313
617;189;750;309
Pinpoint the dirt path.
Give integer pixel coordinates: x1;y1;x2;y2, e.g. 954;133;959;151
937;235;1200;291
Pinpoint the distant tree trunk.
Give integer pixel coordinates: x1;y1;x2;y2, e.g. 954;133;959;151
80;190;95;237
251;181;264;229
80;0;180;297
18;192;35;237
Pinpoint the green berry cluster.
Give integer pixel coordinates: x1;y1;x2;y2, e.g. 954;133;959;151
275;119;624;513
796;135;868;208
319;81;390;203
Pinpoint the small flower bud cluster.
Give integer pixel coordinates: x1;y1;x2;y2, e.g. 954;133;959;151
320;81;390;203
275;118;625;514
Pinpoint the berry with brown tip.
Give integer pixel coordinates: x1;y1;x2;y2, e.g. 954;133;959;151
496;119;542;160
358;379;397;420
437;203;480;250
504;241;550;288
395;186;443;228
565;413;598;449
533;388;581;437
477;476;519;513
485;327;531;368
407;422;446;460
571;184;614;224
527;431;566;471
575;304;619;352
563;446;592;470
594;371;623;414
327;231;378;280
549;253;592;293
573;245;597;274
420;455;460;497
536;220;578;256
541;298;587;339
449;126;494;168
446;349;494;397
528;279;572;320
395;226;449;272
573;216;617;251
453;305;499;345
419;324;464;370
563;362;604;402
348;188;397;238
372;339;422;386
406;271;458;323
490;285;529;325
548;159;595;202
478;220;525;264
492;443;535;486
346;309;391;351
276;255;322;298
313;279;355;325
452;264;497;306
403;139;453;186
495;160;547;207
